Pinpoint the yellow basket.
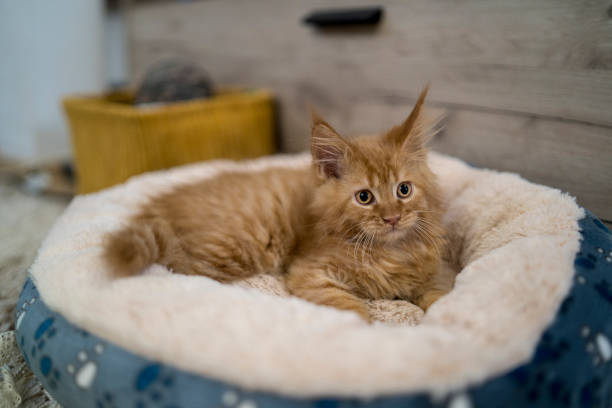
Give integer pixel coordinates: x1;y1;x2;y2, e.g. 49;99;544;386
63;89;276;194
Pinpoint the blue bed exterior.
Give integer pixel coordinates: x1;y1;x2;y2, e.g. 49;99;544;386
15;211;612;408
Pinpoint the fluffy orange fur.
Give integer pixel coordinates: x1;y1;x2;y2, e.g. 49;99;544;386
105;87;449;321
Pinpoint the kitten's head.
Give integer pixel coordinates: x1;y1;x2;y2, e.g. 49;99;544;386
310;87;443;246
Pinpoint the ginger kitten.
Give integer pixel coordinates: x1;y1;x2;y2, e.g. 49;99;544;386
105;87;449;321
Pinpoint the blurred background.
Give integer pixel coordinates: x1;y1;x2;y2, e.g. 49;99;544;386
1;0;611;213
0;0;611;264
0;1;611;404
2;2;612;281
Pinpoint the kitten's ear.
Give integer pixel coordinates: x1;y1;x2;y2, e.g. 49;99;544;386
310;111;351;179
385;85;431;157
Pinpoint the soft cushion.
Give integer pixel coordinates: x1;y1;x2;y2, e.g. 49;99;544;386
17;153;593;402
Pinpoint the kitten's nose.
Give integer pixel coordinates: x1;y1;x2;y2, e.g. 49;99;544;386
383;215;401;227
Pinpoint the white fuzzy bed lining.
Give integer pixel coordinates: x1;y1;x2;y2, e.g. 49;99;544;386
29;153;583;398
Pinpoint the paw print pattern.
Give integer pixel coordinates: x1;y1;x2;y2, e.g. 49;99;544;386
581;325;612;366
220;389;258;408
66;343;105;389
579;377;604;407
446;393;472;408
574;252;597;270
532;333;571;365
594;280;612;303
507;331;574;405
32;317;57;355
29;317;61;389
577;246;612;304
133;363;178;407
40;355;61;390
95;391;117;408
15;296;37;330
595;247;612;263
595;334;612;362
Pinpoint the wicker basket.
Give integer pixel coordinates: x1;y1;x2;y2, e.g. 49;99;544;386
63;89;276;193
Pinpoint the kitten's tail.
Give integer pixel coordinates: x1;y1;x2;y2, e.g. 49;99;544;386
104;217;179;277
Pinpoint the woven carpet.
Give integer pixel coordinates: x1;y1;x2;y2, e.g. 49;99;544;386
0;182;67;407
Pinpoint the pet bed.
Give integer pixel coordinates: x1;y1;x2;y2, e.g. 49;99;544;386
15;153;612;407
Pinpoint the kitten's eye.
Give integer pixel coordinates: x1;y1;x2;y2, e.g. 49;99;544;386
397;182;413;199
355;190;374;205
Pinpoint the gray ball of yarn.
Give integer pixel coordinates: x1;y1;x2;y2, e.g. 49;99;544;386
134;60;214;105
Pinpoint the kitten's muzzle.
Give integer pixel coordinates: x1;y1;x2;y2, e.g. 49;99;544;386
382;215;401;228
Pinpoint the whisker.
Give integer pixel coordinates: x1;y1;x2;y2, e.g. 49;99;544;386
413;220;443;257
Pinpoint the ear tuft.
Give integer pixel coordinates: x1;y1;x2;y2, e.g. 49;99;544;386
310;110;350;179
384;85;432;155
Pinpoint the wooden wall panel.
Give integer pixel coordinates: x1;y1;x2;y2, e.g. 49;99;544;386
128;0;612;221
433;111;612;219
